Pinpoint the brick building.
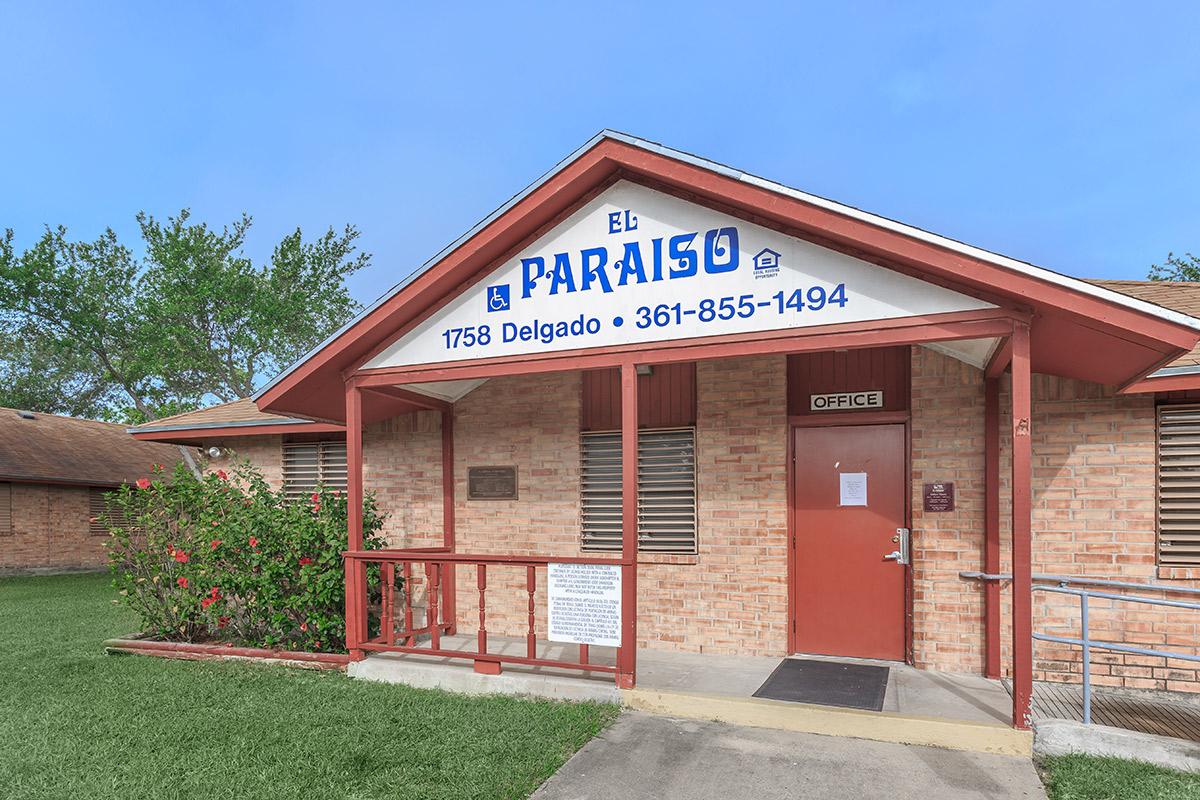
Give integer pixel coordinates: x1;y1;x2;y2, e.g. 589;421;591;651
133;132;1200;730
1;408;184;574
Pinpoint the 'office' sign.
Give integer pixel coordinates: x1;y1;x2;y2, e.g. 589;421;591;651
810;391;884;412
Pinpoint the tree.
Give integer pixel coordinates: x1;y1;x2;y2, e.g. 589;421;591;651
1149;252;1200;282
0;212;368;422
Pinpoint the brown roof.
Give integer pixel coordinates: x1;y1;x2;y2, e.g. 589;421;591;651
138;398;305;430
1090;281;1200;368
0;408;185;487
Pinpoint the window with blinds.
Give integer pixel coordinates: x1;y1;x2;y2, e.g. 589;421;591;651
88;488;128;536
282;440;349;497
0;483;11;536
580;427;697;554
1158;405;1200;566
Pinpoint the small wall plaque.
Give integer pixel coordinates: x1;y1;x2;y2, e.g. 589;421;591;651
468;466;518;500
923;482;955;512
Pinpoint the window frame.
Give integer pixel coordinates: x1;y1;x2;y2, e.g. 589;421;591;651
1157;404;1200;567
282;439;349;498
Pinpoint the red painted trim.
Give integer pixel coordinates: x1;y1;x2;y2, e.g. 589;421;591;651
441;408;456;634
1123;371;1200;394
984;377;1002;680
1010;323;1034;730
355;311;1017;387
617;361;638;688
104;637;350;667
788;410;910;427
345;384;365;661
985;337;1013;379
131;422;345;441
345;550;625;566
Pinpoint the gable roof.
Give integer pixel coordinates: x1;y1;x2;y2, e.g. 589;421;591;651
0;408;184;487
249;131;1200;421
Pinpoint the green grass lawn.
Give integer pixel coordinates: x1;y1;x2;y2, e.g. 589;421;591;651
1040;754;1200;800
0;573;618;800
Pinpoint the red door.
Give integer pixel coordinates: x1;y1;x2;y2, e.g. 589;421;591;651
792;424;907;660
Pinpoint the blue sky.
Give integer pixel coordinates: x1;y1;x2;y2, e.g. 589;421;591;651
1;2;1198;306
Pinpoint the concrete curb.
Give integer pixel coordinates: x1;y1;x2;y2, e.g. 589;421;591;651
623;687;1033;756
1034;719;1200;773
349;655;622;703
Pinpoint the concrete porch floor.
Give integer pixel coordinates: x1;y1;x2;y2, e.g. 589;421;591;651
350;634;1027;754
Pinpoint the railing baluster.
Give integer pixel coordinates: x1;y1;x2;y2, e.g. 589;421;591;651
477;564;488;655
527;565;536;659
579;644;589;665
402;561;414;646
383;562;395;646
428;562;441;651
1081;592;1091;725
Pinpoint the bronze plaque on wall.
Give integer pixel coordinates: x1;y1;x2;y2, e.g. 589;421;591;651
923;482;955;512
468;466;518;500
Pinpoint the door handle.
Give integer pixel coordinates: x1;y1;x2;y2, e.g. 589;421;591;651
886;528;911;566
883;551;903;561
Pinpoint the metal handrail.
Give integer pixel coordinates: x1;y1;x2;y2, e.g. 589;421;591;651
959;570;1200;597
961;571;1200;724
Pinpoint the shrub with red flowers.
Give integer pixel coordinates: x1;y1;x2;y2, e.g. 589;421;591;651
101;462;387;652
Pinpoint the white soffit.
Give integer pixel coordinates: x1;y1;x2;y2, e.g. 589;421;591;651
921;338;1001;370
402;379;488;403
365;181;995;369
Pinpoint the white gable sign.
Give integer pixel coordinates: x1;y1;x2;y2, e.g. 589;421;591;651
365;182;994;369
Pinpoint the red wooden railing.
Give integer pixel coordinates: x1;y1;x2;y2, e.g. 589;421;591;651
344;549;625;680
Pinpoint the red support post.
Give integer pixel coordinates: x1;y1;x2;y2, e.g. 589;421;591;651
442;408;457;635
616;361;639;689
1010;323;1034;729
984;376;1002;679
345;381;366;661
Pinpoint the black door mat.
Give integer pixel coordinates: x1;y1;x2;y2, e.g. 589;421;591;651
752;659;889;711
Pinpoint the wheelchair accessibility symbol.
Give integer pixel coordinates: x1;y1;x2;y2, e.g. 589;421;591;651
486;284;510;313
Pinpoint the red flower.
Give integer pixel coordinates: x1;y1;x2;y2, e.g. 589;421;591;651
201;597;216;609
310;492;319;502
218;616;230;628
210;539;222;550
173;550;189;564
299;622;308;632
314;641;321;649
153;463;163;471
176;577;188;589
135;478;151;490
209;586;220;599
248;536;258;548
298;557;313;566
311;503;321;513
216;469;229;481
211;520;220;527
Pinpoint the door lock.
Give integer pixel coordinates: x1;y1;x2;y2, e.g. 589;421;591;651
885;528;911;566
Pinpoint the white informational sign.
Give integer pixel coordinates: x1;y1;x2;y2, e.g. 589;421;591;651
364;181;995;369
839;472;868;507
547;563;622;647
810;390;884;412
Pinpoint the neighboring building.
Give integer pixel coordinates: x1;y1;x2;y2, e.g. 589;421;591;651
0;408;184;574
131;131;1200;730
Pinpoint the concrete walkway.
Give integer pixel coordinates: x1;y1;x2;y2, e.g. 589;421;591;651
534;712;1047;800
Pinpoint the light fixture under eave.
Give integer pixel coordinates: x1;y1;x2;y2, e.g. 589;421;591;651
635;365;653;377
206;446;223;459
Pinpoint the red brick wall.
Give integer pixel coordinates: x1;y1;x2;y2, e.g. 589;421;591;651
0;483;107;574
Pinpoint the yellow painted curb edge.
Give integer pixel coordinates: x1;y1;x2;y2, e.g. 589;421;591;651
622;687;1033;757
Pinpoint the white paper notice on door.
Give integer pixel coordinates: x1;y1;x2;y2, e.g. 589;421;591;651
839;472;868;507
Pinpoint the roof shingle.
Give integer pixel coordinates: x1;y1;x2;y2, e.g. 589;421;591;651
0;408;186;487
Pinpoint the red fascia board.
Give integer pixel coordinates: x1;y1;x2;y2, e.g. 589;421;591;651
131;422;345;442
1123;371;1200;394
